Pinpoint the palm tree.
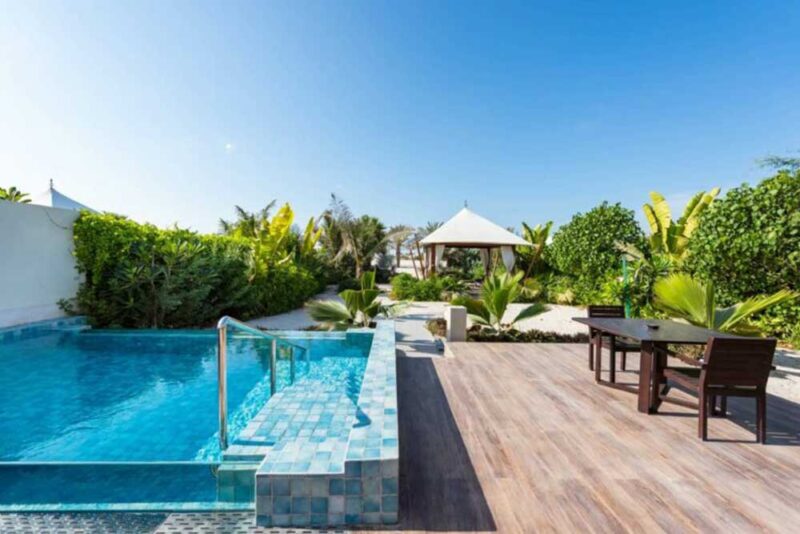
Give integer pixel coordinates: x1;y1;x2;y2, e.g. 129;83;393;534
453;271;548;333
642;188;719;261
519;221;552;278
336;215;395;278
653;273;797;334
0;186;31;203
307;271;404;329
408;222;442;278
388;225;414;267
320;195;404;278
219;201;276;237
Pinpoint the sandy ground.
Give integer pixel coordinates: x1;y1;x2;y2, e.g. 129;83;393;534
250;285;800;403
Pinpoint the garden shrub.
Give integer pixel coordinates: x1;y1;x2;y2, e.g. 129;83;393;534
390;273;464;301
546;202;644;280
686;170;800;339
66;212;323;328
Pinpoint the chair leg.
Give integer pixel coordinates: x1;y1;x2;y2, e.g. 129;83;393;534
588;335;594;371
620;352;626;371
698;390;708;441
719;396;727;418
609;348;616;383
710;394;718;416
757;393;767;444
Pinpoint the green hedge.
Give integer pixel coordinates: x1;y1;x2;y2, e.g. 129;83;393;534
66;212;323;328
686;170;800;341
390;273;464;301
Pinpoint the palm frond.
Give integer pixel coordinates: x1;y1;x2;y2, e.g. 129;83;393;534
512;302;548;324
306;300;353;329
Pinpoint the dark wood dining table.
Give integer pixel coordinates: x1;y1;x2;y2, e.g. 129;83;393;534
572;317;744;414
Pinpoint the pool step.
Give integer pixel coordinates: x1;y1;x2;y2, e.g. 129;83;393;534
216;462;260;503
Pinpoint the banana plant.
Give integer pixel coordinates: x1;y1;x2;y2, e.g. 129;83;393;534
653;273;797;334
643;188;719;260
453;271;547;333
307;271;404;329
299;216;323;259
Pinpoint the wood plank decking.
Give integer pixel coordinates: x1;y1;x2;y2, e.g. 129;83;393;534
366;342;800;534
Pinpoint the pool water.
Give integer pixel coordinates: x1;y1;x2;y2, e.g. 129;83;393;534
0;326;372;509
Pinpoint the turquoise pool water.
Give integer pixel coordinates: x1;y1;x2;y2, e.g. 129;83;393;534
0;326;372;510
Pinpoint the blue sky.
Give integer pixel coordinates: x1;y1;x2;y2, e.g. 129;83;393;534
2;1;799;233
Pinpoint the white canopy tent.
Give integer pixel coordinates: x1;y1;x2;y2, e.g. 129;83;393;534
419;207;529;277
32;180;96;212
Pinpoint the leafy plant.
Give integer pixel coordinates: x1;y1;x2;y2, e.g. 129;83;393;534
642;188;719;261
390;273;464;301
685;170;800;339
452;271;547;334
517;221;552;278
67;211;323;328
320;195;400;279
307;271;403;329
219;201;277;237
653;273;797;334
547;202;644;280
0;186;31;203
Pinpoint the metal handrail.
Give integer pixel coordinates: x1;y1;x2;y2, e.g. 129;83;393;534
216;315;305;451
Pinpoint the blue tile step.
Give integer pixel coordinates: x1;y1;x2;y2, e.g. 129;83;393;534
216;462;260;503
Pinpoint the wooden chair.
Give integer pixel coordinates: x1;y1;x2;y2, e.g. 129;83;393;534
663;337;777;443
587;305;641;383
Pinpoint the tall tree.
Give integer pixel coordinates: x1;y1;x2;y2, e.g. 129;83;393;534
320;195;399;278
388;225;414;267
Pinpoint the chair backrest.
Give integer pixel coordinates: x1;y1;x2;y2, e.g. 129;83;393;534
702;337;777;388
587;305;625;318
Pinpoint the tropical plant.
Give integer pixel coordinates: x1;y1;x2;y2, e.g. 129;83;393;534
388;224;414;267
319;195;399;278
407;222;442;278
518;221;552;278
219;201;276;237
452;271;547;333
685;170;800;339
67;211;323;328
642;188;719;261
0;186;31;203
547;202;644;280
390;273;465;301
307;271;403;329
653;273;797;334
298;216;323;260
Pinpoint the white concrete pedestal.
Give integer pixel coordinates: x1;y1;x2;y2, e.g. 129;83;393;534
446;305;467;342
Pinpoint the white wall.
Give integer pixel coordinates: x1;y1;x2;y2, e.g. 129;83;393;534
0;202;81;327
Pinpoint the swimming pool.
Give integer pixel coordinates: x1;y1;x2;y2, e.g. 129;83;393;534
0;318;392;516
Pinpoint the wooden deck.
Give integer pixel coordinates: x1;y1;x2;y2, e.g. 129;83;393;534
364;342;800;534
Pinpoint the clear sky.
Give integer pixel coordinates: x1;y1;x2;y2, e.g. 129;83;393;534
2;1;799;233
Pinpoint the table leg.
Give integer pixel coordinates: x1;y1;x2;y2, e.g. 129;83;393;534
637;341;655;413
594;334;602;383
652;342;667;412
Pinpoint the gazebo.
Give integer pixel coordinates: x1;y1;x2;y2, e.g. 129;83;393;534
420;207;529;277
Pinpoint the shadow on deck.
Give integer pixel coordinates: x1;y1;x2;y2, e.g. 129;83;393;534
394;355;496;532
